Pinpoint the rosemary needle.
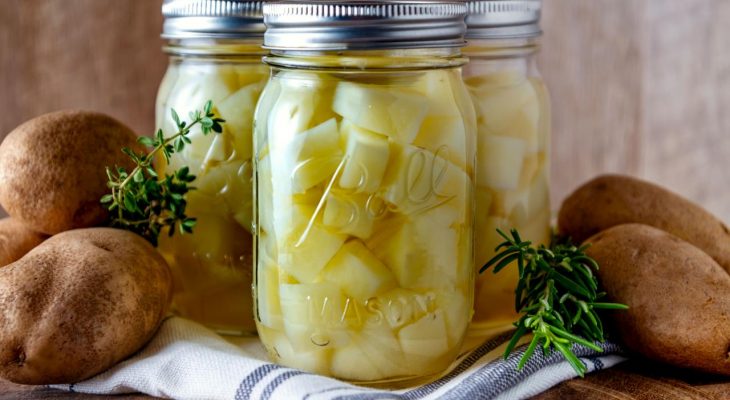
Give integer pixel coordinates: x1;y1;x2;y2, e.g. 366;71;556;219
481;228;628;377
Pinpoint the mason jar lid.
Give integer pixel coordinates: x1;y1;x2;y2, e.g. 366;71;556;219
262;1;468;51
161;0;265;39
465;0;542;39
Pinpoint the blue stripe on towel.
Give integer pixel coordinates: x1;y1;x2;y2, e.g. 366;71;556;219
235;336;623;400
261;370;309;400
440;341;623;399
402;330;515;399
588;357;604;370
235;364;284;400
306;331;515;400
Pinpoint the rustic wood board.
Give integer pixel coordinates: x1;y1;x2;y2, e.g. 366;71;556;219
541;0;730;222
0;0;165;139
1;0;729;220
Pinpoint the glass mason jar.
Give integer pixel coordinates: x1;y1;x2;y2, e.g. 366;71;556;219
155;0;268;335
253;1;475;384
463;1;551;330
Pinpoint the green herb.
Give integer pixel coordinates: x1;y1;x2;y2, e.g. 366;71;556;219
481;228;628;377
101;101;225;246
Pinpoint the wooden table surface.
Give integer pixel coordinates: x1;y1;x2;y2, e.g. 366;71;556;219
1;0;729;399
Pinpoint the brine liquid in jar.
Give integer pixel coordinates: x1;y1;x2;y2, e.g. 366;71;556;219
254;0;475;384
255;67;475;384
155;1;269;336
464;0;552;331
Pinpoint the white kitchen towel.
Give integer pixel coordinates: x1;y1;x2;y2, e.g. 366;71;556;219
52;317;627;400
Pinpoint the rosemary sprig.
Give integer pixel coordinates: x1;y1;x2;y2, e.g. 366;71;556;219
481;228;628;377
101;101;225;246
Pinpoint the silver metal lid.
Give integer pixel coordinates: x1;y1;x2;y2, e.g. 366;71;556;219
162;0;265;39
465;0;542;39
262;1;468;51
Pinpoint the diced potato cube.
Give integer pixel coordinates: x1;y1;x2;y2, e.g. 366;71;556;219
175;129;231;175
273;71;339;128
491;162;549;226
271;118;344;194
413;116;468;170
355;322;408;377
322;192;378;239
277;216;346;283
195;160;239;196
381;143;471;218
435;291;470;348
339;120;390;193
473;79;537;134
290;156;343;194
297;118;340;160
367;207;465;290
477;135;526;190
498;105;540;153
417;69;462;119
163;73;238;173
331;344;385;381
194;159;254;232
204;133;231;166
169;72;236;116
322;240;397;300
333;81;429;143
267;87;316;141
279;283;352;351
398;310;450;363
217;82;263;159
264;328;331;375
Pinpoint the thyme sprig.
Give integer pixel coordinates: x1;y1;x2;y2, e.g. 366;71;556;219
101;101;225;246
481;228;628;377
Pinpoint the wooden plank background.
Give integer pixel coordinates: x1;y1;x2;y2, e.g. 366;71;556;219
0;0;728;222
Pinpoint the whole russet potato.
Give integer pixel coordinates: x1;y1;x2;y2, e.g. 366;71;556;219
0;217;47;267
587;223;730;376
0;228;172;384
0;111;142;235
558;174;730;273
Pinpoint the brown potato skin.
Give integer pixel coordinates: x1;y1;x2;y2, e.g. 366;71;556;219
558;174;730;272
0;228;172;384
0;218;47;267
587;223;730;375
0;111;143;235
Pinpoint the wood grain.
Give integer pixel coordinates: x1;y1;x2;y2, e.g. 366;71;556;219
0;0;166;143
639;0;730;224
0;0;728;221
541;0;645;210
541;0;730;222
535;359;730;400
